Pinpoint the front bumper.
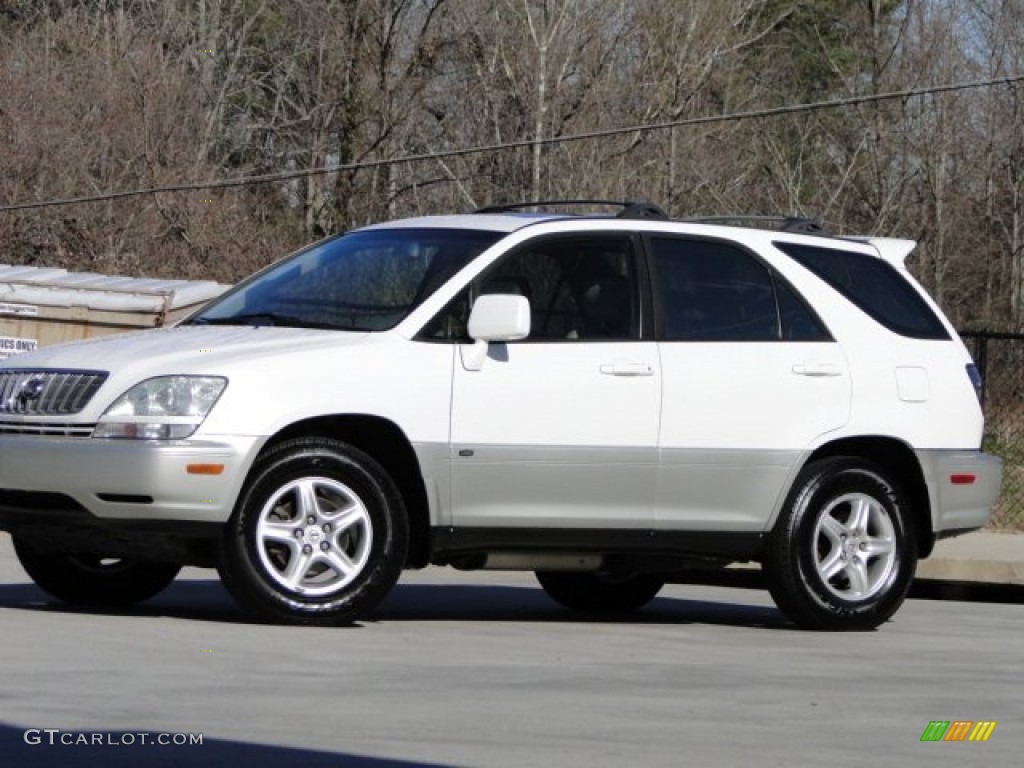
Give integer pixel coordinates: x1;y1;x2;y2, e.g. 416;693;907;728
916;449;1004;534
0;433;264;526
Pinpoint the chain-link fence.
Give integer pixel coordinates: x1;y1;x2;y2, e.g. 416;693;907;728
961;331;1024;530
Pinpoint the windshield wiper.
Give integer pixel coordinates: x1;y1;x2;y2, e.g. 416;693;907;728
191;312;310;328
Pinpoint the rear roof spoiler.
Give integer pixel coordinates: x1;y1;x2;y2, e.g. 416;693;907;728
847;237;917;267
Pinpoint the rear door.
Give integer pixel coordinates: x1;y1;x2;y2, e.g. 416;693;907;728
650;235;851;531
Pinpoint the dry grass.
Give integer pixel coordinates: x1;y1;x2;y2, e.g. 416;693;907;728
985;422;1024;530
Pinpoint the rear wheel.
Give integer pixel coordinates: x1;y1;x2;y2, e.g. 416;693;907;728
218;437;408;625
763;457;916;631
536;571;664;614
13;538;180;607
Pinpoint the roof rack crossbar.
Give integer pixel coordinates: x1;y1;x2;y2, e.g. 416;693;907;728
683;215;827;235
473;199;669;220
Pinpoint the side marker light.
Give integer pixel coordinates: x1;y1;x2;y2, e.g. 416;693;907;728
187;464;225;475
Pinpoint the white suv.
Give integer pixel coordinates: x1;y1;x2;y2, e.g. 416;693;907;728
0;201;1003;630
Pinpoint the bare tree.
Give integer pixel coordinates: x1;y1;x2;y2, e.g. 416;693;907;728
1;0;1023;333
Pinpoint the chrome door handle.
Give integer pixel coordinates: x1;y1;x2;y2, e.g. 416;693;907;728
792;362;842;377
599;362;654;377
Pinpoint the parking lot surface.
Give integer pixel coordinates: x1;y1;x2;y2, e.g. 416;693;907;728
0;534;1020;767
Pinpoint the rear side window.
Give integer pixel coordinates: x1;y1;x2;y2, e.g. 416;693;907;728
651;237;829;341
775;242;949;340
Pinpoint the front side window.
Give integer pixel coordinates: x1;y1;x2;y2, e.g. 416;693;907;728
422;235;641;342
189;228;501;332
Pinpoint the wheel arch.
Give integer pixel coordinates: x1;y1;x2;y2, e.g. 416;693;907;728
261;414;431;568
804;436;935;558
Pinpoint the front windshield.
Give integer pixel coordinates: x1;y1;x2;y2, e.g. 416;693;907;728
189;228;502;331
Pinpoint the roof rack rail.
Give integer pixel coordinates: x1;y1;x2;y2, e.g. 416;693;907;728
684;215;827;235
473;199;669;220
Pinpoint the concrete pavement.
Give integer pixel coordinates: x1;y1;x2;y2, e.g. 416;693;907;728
2;535;1023;767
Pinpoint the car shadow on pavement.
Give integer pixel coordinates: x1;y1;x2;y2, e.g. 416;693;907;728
0;579;252;624
1;721;456;768
674;567;1024;605
4;571;1019;629
0;578;791;629
375;583;788;629
909;578;1024;604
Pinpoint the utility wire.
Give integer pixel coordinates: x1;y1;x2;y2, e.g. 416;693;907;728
2;73;1023;214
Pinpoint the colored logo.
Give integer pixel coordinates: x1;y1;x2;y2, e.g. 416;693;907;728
920;721;996;742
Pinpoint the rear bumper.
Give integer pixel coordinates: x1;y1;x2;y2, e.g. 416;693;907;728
916;449;1003;534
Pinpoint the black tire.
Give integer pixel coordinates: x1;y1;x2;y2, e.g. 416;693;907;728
12;538;180;607
218;437;408;625
536;571;664;614
763;457;917;631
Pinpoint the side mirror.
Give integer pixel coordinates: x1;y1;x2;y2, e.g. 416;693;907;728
468;294;531;342
462;294;531;371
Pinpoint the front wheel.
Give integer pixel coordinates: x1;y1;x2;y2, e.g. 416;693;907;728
763;457;917;631
13;538;180;607
218;438;408;625
536;571;664;614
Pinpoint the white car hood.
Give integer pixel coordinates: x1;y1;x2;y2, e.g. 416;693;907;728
3;325;369;374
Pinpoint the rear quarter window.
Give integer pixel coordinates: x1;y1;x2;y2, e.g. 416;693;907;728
774;242;949;340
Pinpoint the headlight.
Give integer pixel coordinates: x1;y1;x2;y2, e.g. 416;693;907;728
93;376;227;439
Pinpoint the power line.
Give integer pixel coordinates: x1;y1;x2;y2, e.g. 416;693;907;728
2;73;1022;214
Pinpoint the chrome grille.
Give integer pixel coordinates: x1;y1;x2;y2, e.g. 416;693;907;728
0;421;95;437
0;370;107;415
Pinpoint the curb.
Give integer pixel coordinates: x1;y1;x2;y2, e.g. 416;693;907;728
918;531;1024;587
915;558;1024;587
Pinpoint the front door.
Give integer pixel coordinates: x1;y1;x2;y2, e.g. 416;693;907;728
449;234;661;529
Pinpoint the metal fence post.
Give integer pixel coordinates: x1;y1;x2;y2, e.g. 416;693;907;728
976;332;989;406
